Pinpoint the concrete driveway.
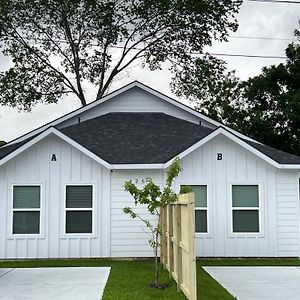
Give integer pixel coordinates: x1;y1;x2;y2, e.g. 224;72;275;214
204;266;300;300
0;267;110;300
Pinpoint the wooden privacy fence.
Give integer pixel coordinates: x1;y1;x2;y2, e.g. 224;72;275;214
160;192;197;300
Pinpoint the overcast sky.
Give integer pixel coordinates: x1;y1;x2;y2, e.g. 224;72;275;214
0;0;299;142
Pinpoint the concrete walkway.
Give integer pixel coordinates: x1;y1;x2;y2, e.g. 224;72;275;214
0;267;110;300
204;266;300;300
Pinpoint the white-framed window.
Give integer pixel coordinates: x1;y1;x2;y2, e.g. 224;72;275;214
231;185;260;233
65;185;93;234
12;185;41;235
181;185;208;233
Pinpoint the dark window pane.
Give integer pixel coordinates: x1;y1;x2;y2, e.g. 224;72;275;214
66;186;93;208
233;210;259;233
195;210;207;233
66;211;92;233
191;185;207;207
13;211;40;234
232;185;259;207
13;186;40;209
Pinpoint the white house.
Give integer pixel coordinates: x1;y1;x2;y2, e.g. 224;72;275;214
0;81;299;259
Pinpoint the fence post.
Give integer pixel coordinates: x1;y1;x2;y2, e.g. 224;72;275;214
160;192;197;300
189;193;197;300
176;203;182;292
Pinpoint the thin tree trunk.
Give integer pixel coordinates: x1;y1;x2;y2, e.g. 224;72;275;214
155;231;159;286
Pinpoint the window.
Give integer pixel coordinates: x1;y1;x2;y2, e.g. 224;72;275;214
12;185;41;234
232;185;259;233
65;185;93;234
182;185;208;233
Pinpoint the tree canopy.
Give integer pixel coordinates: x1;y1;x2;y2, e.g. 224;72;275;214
172;27;300;156
0;0;242;110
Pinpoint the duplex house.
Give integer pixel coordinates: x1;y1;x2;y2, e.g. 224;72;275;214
0;81;299;259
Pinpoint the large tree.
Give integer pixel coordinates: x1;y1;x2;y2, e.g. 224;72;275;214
173;28;300;156
0;0;241;110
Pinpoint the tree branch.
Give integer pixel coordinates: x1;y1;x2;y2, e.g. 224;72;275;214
60;7;87;106
9;27;79;97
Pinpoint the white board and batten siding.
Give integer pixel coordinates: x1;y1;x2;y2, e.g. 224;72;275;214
173;135;300;257
110;170;164;257
0;134;111;259
276;171;300;257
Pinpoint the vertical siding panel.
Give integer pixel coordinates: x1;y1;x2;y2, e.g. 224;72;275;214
214;137;226;256
59;239;69;258
48;137;61;258
79;239;89;258
236;148;247;181
0;168;6;258
246;153;257;180
6;240;16;259
60;143;72;182
69;238;80;258
71;148;81;181
276;171;299;257
101;167;110;257
266;167;277;256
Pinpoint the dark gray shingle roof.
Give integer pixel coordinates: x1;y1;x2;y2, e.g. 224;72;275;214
0;139;30;160
61;113;214;164
245;140;300;164
0;112;300;165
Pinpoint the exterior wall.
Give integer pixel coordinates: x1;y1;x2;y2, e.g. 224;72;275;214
173;135;300;257
110;169;163;257
0;134;111;259
58;87;214;129
276;171;300;257
0;133;299;259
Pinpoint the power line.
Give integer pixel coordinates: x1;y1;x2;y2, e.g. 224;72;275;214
15;35;289;60
246;0;300;4
204;52;286;59
229;35;297;42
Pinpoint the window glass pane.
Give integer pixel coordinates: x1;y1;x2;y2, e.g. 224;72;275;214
191;185;207;207
66;186;92;208
13;186;40;209
13;211;40;234
233;210;259;233
195;210;207;233
232;185;259;207
66;211;92;233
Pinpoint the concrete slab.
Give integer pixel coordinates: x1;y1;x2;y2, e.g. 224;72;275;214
0;267;110;300
204;266;300;300
0;269;13;278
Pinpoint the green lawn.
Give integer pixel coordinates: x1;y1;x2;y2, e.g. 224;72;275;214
0;258;299;299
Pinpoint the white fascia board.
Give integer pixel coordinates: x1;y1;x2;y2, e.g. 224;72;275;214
279;164;300;170
111;163;164;170
164;127;283;169
0;127;112;169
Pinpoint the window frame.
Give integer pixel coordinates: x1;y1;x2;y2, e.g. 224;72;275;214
178;181;210;236
11;183;43;237
229;183;262;235
63;183;95;236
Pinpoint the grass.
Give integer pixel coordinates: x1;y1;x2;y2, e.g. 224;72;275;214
0;258;299;299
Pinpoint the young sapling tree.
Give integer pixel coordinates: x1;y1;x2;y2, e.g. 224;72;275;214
123;158;181;288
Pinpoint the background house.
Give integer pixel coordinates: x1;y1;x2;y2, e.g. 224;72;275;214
0;81;299;259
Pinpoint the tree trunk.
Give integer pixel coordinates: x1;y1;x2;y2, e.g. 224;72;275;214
155;231;159;286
